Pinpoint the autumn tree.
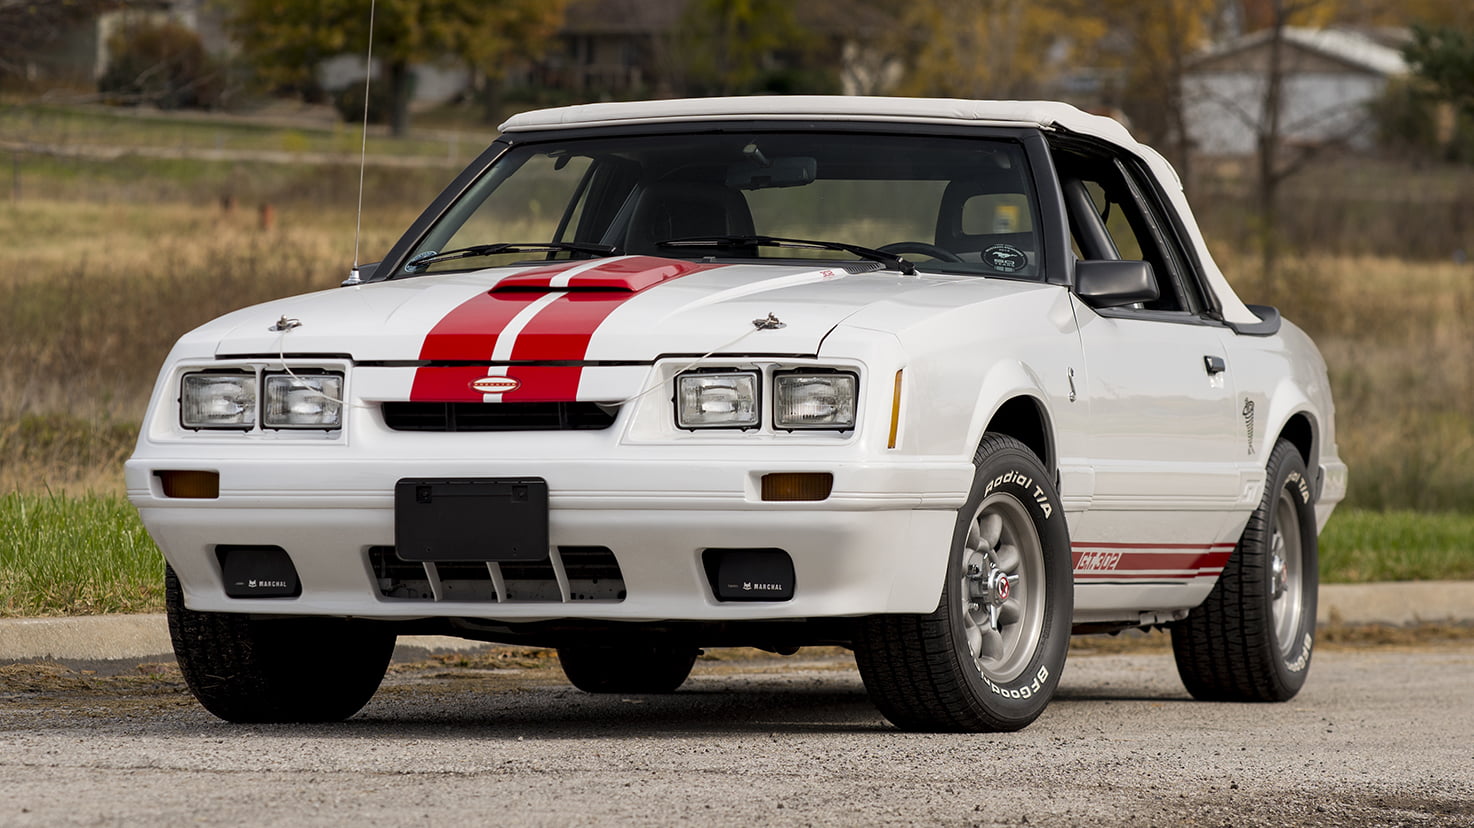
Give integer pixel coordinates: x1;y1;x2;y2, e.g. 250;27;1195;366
891;0;1104;99
1078;0;1218;181
231;0;566;136
677;0;812;95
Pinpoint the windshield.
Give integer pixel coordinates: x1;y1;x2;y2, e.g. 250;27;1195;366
403;131;1040;278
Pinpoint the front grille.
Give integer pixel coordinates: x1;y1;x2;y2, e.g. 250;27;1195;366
368;545;625;603
382;402;617;431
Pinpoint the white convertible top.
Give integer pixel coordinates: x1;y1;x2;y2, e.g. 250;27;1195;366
500;96;1258;325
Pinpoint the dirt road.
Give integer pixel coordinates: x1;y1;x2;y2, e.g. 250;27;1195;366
2;636;1471;827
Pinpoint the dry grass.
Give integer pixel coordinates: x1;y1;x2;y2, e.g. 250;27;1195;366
1223;252;1474;511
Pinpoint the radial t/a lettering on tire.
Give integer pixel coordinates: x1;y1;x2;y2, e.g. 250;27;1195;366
1171;439;1319;702
855;433;1073;732
166;567;396;723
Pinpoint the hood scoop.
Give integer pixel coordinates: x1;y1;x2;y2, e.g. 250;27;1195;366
490;256;720;294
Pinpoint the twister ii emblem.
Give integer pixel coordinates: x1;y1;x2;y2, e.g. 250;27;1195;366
471;376;521;394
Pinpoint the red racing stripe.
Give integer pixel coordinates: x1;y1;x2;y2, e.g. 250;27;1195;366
410;257;723;403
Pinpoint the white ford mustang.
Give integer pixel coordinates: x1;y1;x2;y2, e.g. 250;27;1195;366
127;96;1347;731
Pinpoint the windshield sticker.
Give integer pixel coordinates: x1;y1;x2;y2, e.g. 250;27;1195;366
984;244;1027;273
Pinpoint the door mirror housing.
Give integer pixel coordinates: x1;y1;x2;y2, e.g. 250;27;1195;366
1075;260;1158;309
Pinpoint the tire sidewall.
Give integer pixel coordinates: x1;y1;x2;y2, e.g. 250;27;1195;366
1264;446;1319;690
946;439;1073;725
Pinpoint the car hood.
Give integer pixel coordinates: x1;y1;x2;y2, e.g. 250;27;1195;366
200;255;1032;363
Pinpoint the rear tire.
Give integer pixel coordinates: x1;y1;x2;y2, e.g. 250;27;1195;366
854;434;1072;732
1171;439;1319;701
166;567;395;723
557;643;698;693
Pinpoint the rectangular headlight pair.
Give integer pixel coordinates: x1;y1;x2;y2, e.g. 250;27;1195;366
181;372;342;430
675;371;857;431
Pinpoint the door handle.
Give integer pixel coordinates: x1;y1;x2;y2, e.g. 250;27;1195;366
1203;355;1227;375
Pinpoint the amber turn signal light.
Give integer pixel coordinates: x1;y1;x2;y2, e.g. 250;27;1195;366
157;470;220;499
760;472;833;502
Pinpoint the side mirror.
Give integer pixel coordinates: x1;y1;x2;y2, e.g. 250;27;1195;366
1075;260;1158;309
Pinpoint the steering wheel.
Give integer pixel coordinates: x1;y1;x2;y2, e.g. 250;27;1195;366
877;241;963;262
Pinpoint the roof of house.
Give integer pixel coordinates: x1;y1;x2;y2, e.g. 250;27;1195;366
1188;26;1408;77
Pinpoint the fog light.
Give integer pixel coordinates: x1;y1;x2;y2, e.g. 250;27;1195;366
761;473;833;501
157;470;219;499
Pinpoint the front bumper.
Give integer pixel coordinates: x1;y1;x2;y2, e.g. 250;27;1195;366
126;450;970;622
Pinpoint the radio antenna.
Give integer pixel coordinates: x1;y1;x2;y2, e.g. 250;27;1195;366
345;0;377;286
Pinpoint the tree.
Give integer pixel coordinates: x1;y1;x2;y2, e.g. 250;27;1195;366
231;0;566;136
678;0;811;95
890;0;1105;99
1403;24;1474;118
1081;0;1219;182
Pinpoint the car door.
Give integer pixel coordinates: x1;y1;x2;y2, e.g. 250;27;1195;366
1054;143;1251;584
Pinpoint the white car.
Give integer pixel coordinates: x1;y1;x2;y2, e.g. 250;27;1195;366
127;96;1347;731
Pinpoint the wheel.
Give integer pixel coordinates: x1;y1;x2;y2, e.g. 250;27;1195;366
854;433;1073;732
165;566;396;723
876;241;963;261
1171;439;1318;701
557;643;698;693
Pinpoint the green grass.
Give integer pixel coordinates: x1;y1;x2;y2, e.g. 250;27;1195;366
0;101;489;161
1320;509;1474;583
0;494;1466;617
0;492;164;617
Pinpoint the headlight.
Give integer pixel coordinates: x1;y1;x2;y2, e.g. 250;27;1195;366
774;372;858;430
264;373;343;429
181;374;256;429
675;372;760;429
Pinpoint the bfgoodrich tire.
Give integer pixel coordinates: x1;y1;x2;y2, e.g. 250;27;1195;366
854;434;1073;732
1171;439;1319;702
557;643;698;693
166;567;396;723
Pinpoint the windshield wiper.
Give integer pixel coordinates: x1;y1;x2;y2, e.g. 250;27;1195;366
406;241;621;271
656;234;916;276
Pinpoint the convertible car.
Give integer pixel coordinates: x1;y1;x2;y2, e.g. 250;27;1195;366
127;96;1346;731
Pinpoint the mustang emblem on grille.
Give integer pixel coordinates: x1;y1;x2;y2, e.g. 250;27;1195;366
471;376;521;394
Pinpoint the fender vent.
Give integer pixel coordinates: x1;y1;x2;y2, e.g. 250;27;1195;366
382;402;617;431
368;545;625;602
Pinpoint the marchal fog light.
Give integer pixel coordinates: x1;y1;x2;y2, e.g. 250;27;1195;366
181;373;256;429
774;372;858;430
676;371;760;429
264;373;343;429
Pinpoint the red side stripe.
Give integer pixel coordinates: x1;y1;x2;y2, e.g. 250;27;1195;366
1071;544;1235;581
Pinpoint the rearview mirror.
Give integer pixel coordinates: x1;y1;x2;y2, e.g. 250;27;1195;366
726;156;817;190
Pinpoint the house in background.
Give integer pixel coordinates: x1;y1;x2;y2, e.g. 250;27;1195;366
1182;27;1408;157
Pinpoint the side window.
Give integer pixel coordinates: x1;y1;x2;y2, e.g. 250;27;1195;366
1056;146;1205;315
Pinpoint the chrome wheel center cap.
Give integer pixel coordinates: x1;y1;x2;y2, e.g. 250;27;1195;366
990;569;1011;603
1271;546;1289;600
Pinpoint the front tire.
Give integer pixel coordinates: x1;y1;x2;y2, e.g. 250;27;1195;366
1171;439;1319;701
166;567;396;723
855;434;1073;732
557;643;698;694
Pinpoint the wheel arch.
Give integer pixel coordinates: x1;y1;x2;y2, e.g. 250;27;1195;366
981;395;1055;474
1278;411;1315;469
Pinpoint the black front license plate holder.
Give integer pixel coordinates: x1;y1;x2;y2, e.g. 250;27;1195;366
394;478;549;562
